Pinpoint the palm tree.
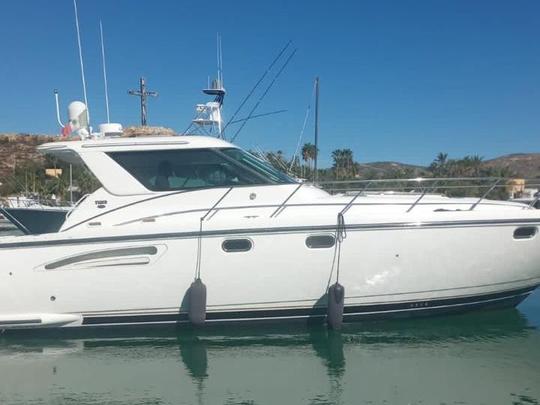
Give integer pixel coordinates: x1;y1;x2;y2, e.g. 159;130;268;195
301;143;317;177
429;152;449;176
468;154;484;177
332;148;355;179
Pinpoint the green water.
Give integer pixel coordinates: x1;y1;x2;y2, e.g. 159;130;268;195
0;291;539;405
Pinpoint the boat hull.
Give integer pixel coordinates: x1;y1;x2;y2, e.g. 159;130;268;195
1;219;540;330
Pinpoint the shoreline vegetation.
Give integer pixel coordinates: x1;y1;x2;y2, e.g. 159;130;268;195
0;130;538;203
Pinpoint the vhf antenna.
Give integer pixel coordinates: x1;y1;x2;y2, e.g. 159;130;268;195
73;0;90;130
100;20;110;123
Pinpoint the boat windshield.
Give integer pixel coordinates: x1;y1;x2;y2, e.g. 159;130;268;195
107;147;296;192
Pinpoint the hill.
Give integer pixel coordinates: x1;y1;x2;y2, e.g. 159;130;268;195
357;161;428;178
484;153;540;178
358;154;540;179
0;133;56;180
0;127;177;181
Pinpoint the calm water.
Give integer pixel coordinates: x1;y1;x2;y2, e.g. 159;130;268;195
0;291;538;405
0;225;539;404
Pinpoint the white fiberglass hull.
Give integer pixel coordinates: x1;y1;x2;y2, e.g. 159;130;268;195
1;217;539;330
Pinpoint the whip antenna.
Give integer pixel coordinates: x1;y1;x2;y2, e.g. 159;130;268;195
73;0;90;128
100;20;110;123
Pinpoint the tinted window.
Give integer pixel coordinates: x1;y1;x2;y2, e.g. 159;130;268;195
222;238;253;252
306;235;335;249
108;148;295;191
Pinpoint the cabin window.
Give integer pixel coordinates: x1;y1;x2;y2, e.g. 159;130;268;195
107;148;295;192
306;234;335;249
222;238;253;252
513;226;537;240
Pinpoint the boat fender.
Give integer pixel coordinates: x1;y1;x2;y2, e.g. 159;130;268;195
188;278;207;326
327;282;345;330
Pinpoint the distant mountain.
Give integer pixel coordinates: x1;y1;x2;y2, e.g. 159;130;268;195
356;161;429;177
483;153;540;178
358;154;540;179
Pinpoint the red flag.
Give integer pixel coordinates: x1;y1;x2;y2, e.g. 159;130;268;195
61;123;72;138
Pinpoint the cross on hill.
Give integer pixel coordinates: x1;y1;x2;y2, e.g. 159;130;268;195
128;77;158;126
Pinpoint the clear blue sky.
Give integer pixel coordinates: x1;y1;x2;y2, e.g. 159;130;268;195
0;0;539;167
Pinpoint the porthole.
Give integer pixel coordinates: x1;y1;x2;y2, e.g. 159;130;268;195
222;238;253;252
306;234;335;249
513;226;538;240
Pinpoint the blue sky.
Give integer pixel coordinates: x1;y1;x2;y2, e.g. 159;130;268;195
0;0;539;167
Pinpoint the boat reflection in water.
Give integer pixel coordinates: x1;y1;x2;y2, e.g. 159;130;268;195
1;295;539;405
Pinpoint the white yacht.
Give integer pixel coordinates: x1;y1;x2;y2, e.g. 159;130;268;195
0;133;539;330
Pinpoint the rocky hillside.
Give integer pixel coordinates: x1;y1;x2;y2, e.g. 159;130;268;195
0;127;177;180
357;161;428;178
484;153;540;178
122;126;177;137
0;133;56;179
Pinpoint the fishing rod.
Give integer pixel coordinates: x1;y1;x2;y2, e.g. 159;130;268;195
222;40;292;133
230;48;297;142
227;109;287;125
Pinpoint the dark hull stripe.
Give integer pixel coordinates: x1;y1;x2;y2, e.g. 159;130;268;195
81;284;537;326
2;218;540;249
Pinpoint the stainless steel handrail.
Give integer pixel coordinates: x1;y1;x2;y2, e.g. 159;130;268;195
313;177;540;213
270;183;304;218
70;177;540;229
469;179;502;211
201;187;234;222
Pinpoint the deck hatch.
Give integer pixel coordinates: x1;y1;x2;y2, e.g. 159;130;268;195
44;246;158;270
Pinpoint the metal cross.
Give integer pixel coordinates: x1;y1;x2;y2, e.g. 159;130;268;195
128;77;158;126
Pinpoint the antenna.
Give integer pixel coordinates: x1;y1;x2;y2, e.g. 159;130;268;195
186;35;226;137
217;33;223;86
314;77;320;183
53;89;63;127
100;20;110;123
73;0;90;129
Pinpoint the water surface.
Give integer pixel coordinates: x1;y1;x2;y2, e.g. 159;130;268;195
0;290;539;405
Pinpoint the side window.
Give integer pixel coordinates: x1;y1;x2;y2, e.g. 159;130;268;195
513;227;537;240
222;238;253;253
107;147;295;192
306;235;335;249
